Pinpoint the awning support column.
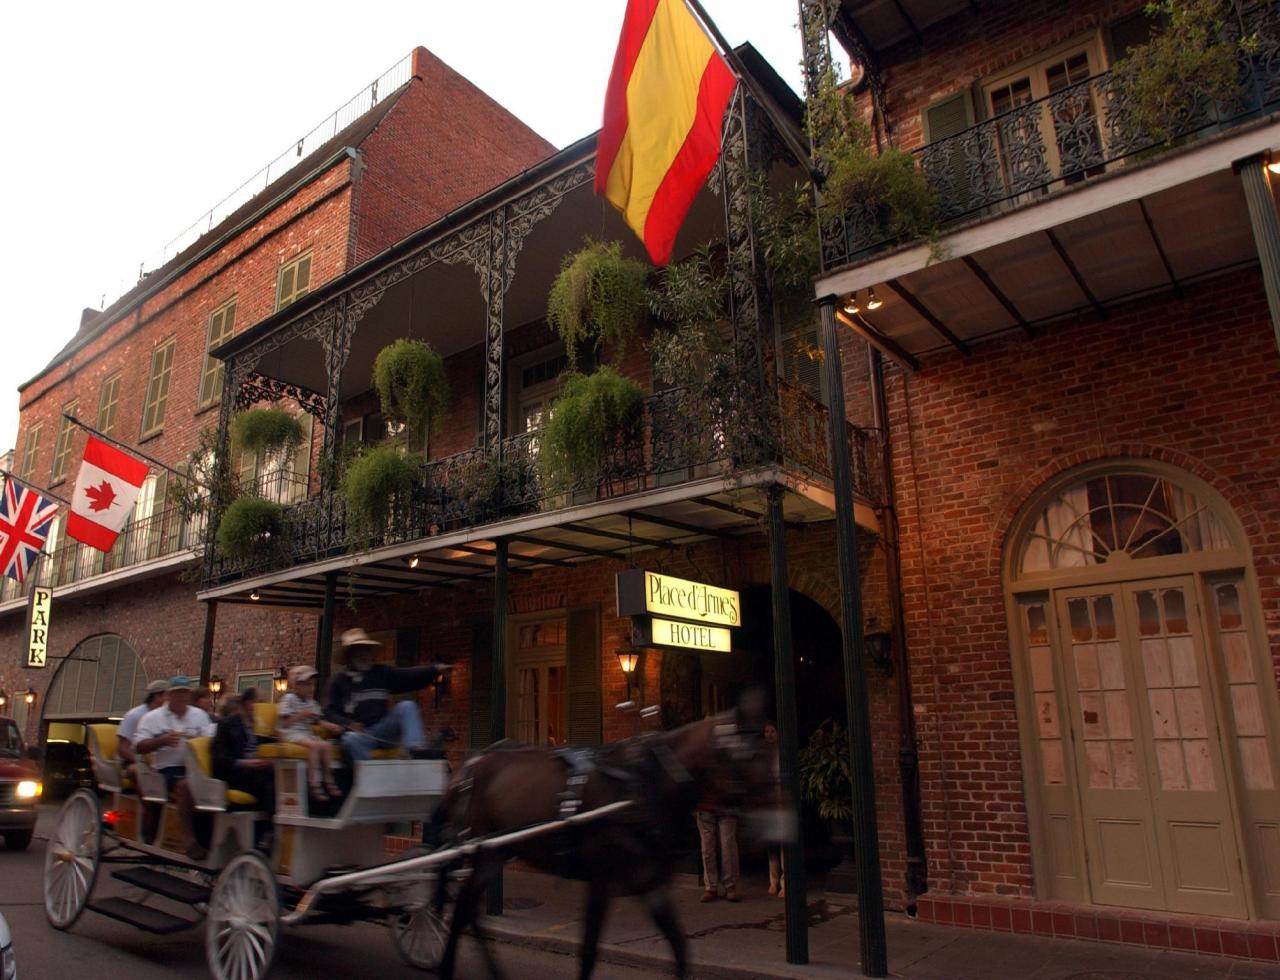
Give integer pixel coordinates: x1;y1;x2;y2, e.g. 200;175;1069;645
1236;153;1280;356
486;538;509;917
818;294;888;977
316;572;337;688
199;600;218;686
766;485;809;964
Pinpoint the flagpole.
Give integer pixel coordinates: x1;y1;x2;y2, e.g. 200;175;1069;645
62;414;202;487
681;0;818;181
0;469;73;507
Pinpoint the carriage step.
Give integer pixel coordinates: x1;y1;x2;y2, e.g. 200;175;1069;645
111;867;212;905
87;897;196;934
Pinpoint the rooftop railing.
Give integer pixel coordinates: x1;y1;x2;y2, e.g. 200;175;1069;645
827;2;1280;265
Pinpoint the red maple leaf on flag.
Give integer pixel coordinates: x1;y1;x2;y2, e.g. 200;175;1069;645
85;480;118;513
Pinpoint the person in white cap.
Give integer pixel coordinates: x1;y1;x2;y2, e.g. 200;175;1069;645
324;628;450;762
278;665;341;799
133;676;212;859
117;678;169;774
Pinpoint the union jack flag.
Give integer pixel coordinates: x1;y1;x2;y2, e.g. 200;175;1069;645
0;479;58;583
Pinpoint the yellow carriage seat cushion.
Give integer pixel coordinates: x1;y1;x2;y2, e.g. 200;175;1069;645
252;701;279;739
189;735;258;808
87;723;120;762
257;741;310;760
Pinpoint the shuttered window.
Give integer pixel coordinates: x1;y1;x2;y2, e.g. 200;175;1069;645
19;423;42;480
96;373;121;436
198;299;237;409
922;90;975;144
140;338;176;437
51;400;79;482
275;252;313;311
565;605;602;745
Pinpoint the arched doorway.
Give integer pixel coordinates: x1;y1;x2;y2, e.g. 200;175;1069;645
42;634;148;726
1005;460;1280;920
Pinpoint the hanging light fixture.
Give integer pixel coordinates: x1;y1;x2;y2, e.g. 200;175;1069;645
616;647;642;704
273;666;289;695
841;292;860;316
865;286;883;310
250;590;261;601
405;554;421;569
208;675;223;697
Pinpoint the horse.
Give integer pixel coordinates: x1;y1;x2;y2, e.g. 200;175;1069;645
431;693;779;980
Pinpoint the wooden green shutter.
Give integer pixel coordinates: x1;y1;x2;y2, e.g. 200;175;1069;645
468;618;494;749
565;605;601;745
921;90;974;144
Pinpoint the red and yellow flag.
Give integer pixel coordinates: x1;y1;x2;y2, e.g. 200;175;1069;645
595;0;737;266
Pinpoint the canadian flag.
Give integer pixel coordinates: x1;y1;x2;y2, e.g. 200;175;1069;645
67;436;150;552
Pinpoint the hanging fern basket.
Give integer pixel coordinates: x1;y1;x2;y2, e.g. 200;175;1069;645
341;444;420;541
216;496;285;561
230;408;306;457
372;339;450;444
539;367;644;489
546;240;650;369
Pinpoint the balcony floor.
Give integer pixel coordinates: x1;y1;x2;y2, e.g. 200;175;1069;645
198;468;878;609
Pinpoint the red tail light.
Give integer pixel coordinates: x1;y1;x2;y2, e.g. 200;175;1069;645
103;810;119;826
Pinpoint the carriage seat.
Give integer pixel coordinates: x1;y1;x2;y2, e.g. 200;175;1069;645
86;723;134;793
183;736;259;812
252;701;334;760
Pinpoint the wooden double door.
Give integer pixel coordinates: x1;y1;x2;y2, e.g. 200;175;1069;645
1051;576;1248;917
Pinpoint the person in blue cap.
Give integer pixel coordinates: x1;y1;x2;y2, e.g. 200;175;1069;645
134;675;214;858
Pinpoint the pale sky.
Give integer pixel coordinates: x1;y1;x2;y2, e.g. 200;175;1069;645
0;1;806;455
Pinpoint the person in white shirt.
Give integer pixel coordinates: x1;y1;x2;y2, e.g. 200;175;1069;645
116;679;168;778
134;676;213;859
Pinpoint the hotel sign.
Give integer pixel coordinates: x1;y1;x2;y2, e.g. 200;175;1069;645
26;586;51;668
616;570;741;628
631;615;732;653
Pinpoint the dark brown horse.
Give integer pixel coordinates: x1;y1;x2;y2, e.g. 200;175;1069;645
433;695;777;980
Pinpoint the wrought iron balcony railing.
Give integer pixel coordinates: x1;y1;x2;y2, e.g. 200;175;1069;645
0;506;206;604
827;2;1280;265
204;383;881;585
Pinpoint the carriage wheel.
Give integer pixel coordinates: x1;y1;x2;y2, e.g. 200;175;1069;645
44;789;101;929
206;851;280;980
388;849;457;971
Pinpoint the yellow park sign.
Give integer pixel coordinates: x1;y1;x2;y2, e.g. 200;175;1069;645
26;586;51;668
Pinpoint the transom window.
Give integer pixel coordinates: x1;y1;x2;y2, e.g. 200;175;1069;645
1019;471;1232;574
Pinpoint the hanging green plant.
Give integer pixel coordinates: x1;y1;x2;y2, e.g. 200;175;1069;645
539;367;644;489
547;240;650;369
215;496;285;561
372;339;450;448
340;444;420;543
230;408;305;458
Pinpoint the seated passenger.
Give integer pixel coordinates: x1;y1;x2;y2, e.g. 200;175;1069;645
277;666;341;799
117;679;168;782
324;628;451;762
212;695;275;816
133;676;212;859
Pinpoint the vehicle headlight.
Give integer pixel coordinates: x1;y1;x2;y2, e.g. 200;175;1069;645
16;780;40;799
1;942;14;980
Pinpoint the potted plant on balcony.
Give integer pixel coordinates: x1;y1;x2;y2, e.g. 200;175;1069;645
215;495;285;562
340;444;420;546
230;407;306;459
547;239;650;369
539;367;643;495
372;339;450;456
798;719;857;893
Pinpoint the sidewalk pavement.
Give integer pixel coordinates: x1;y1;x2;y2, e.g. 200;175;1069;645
486;870;1280;979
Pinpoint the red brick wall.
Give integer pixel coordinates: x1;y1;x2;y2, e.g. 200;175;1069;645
885;268;1280;898
350;46;556;266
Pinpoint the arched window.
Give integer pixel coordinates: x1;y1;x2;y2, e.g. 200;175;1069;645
43;634;147;721
1017;469;1233;575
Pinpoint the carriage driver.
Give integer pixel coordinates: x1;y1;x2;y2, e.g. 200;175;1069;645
324;628;451;762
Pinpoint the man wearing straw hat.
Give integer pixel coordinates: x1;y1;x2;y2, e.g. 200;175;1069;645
324;628;451;762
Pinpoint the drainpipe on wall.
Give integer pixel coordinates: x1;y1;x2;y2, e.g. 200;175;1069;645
869;347;929;905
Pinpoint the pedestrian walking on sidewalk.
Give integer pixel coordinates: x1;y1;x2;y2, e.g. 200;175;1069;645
696;802;740;902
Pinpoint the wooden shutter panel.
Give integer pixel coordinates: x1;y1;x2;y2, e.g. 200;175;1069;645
565;605;601;745
468;618;494;749
921;90;974;144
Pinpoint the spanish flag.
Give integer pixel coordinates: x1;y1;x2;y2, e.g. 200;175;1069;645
596;0;738;266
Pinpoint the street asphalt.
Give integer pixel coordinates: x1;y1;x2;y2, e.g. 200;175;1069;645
0;825;648;980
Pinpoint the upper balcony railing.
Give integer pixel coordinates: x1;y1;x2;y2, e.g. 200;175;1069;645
830;2;1280;264
0;505;206;605
205;383;882;585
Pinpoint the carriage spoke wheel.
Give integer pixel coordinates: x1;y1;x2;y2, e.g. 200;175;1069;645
206;851;280;980
389;849;456;971
44;789;101;929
